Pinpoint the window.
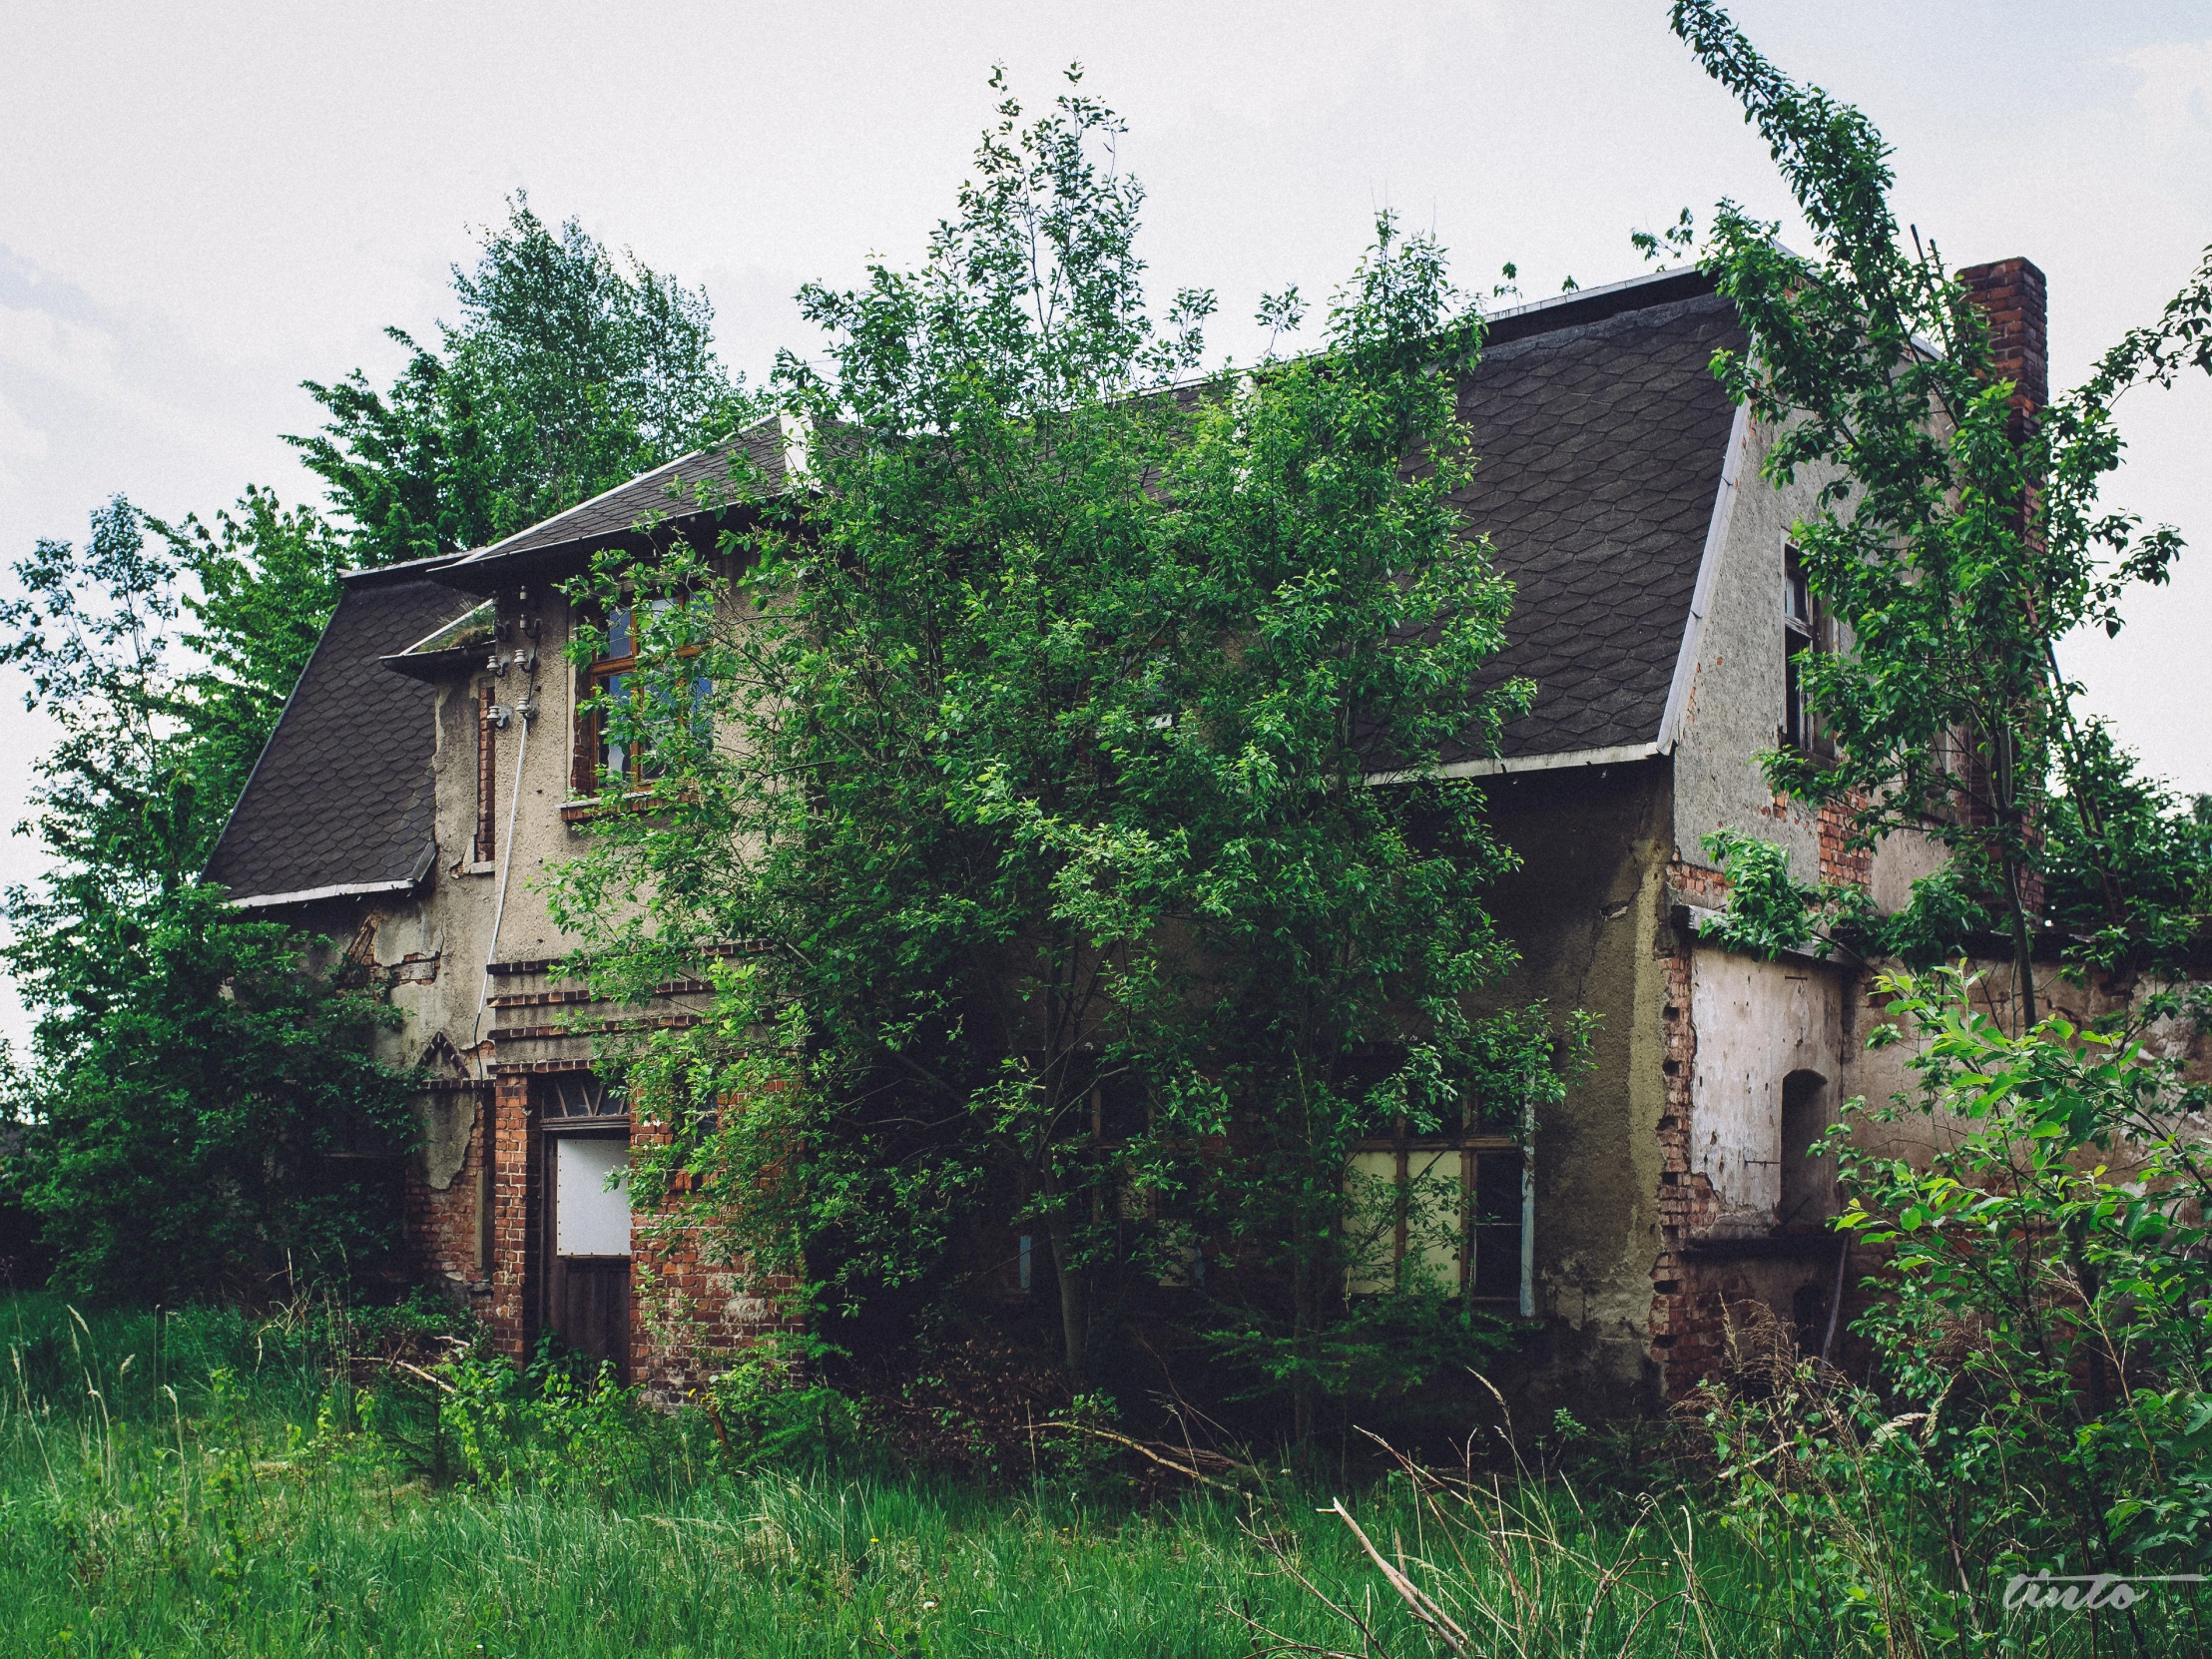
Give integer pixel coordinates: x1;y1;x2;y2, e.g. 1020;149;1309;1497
575;602;711;795
541;1072;629;1123
1347;1134;1533;1316
1783;541;1834;757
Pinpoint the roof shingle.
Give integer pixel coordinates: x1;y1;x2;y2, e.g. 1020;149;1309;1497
202;566;477;904
1451;288;1742;759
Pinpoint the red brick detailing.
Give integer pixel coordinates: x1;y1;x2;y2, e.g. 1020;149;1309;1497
486;1071;540;1365
1647;928;1730;1394
1816;792;1872;890
474;684;497;864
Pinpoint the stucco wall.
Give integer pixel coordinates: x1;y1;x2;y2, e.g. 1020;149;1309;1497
1668;412;1819;873
1687;947;1847;1232
1475;760;1675;1415
1666;414;1945;907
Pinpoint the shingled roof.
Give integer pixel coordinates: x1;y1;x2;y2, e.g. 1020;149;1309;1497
432;417;793;593
1444;277;1742;761
205;272;1742;906
435;275;1738;765
202;560;476;906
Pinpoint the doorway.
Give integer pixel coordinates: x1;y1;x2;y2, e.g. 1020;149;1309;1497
543;1131;632;1380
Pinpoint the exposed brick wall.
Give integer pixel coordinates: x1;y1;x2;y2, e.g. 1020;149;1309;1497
468;1066;802;1393
1957;257;2049;925
626;1116;805;1403
1816;792;1872;890
486;1071;540;1365
1667;856;1730;911
1647;925;1730;1394
403;1084;491;1306
1958;257;2048;438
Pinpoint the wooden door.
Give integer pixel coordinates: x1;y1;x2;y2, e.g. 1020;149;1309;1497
544;1133;632;1381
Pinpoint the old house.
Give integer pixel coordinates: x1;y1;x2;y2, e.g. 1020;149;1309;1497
203;260;2048;1411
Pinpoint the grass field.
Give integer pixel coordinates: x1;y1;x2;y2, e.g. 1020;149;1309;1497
0;1294;2188;1657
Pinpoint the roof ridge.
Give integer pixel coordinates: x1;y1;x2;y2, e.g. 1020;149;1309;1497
449;420;777;568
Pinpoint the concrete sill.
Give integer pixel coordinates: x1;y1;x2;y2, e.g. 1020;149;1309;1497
560;790;667;825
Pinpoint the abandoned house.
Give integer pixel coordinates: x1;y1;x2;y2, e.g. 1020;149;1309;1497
201;259;2055;1414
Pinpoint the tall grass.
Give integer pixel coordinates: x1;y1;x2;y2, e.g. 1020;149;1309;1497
0;1295;2188;1656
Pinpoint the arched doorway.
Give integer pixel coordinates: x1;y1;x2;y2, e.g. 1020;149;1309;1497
1778;1068;1834;1228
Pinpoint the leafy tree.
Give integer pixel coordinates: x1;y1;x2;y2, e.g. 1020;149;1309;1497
0;496;413;1299
550;73;1585;1432
1672;0;2212;1591
1673;0;2212;1018
291;195;762;567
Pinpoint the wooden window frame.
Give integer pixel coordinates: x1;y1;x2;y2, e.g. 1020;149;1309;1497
1348;1123;1534;1318
573;601;708;798
1782;539;1836;760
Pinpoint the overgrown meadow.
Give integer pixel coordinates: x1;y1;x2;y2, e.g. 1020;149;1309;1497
0;1295;2192;1658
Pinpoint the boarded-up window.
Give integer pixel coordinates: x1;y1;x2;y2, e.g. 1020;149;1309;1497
554;1137;631;1257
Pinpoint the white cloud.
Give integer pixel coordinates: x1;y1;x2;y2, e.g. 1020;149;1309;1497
2128;40;2212;147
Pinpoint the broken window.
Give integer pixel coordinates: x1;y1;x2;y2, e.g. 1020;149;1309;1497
541;1072;629;1123
1783;541;1834;758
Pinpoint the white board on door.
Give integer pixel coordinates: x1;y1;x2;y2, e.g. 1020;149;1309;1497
556;1137;631;1257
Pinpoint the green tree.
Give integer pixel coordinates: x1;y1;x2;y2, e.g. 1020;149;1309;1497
0;497;413;1299
290;195;761;566
1672;0;2212;1018
550;73;1585;1432
1671;0;2212;1601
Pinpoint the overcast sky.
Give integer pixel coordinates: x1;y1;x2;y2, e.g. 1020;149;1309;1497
2;0;2208;1049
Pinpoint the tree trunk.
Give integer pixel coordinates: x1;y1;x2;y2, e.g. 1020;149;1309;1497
1040;1167;1089;1390
2004;852;2039;1031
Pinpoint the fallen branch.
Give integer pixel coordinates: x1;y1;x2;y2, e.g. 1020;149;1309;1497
1060;1423;1250;1493
1326;1497;1477;1658
376;1357;456;1395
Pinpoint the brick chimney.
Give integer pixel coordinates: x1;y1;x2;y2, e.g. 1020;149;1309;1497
1957;257;2048;437
1955;257;2050;922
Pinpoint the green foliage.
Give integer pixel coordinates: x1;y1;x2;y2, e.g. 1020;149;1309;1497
705;1345;868;1473
549;72;1586;1434
289;194;762;565
1673;0;2212;1011
150;486;350;812
430;1343;674;1502
1698;827;1998;969
1668;967;2212;1646
0;498;414;1300
1831;968;2212;1570
13;1294;2185;1656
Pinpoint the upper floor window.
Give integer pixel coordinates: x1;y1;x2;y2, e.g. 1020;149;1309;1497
575;601;710;795
1783;542;1834;758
